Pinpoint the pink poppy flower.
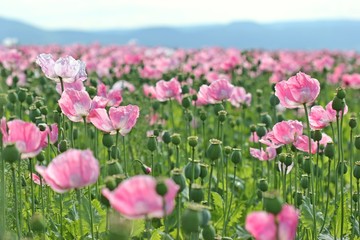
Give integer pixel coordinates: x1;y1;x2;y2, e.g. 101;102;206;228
249;132;260;143
250;147;277;161
319;133;332;147
261;120;303;148
245;211;277;240
245;204;299;240
208;79;234;102
277;205;299;240
293;135;317;154
195;85;215;105
229;86;252;107
113;80;136;93
31;173;47;186
102;175;179;219
58;89;92;122
35;149;99;193
1;118;47;159
88;105;140;136
143;84;157;99
309;100;348;130
275;72;320;108
55;79;85;94
97;82;122;107
155;78;182;102
36;54;87;83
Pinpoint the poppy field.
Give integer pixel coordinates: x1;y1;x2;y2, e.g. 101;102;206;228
1;45;360;240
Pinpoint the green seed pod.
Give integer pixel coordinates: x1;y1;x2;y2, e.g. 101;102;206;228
162;131;171;144
200;208;211;227
256;89;263;97
352;192;359;203
256;123;267;138
17;88;27;103
277;114;285;122
192;94;198;101
3;145;20;164
171;168;186;192
261;113;272;128
188;136;198;148
30;213;46;233
258;178;268;192
230;148;242;164
184;160;201;181
336;87;346;99
302;157;311;174
213;103;224;116
332;96;345;112
189;184;204;203
105;176;118;191
199;163;208;179
182;85;190;94
349;117;357;129
36;151;45;163
102;134;114;148
256;104;262;114
181;204;203;234
263;192;283;215
224;146;232;156
40;106;48;116
26;94;34;105
313;130;322;142
152;101;160;111
300;174;309;189
107;160;123;176
297;153;304;164
355;136;360;150
200;110;207;121
87;86;97;97
171;133;181;146
294;191;303;207
269;94;280;106
278;153;286;163
182;97;191;109
202;224;216;240
324;142;335;159
353;161;360;179
29;107;41;123
58;140;68;153
284;154;293;167
155;181;168;196
147;135;157;152
337;161;348;175
218;110;227;123
206;139;222;161
7;91;17;104
250;124;256;133
110;146;120;159
257;189;263;199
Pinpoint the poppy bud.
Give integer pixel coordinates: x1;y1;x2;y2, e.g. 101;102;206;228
7;91;17;104
324;142;335;159
284;154;293;167
349;117;357;129
213;104;224;116
181;204;203;234
218;110;227;123
355;136;360;150
301;174;309;189
336;87;346;99
200;110;207;121
332;96;345;112
353;161;360;179
58;140;68;153
162;131;171;144
224;146;232;156
184;160;201;181
250;124;256;133
269;94;280;106
107;160;123;176
202;225;216;240
141;164;152;175
17;88;27;103
200;163;208;179
200;208;211;227
258;178;268;192
337;161;348;175
182;97;191;109
261;113;272;128
155;181;168;196
30;213;46;233
313;130;322;142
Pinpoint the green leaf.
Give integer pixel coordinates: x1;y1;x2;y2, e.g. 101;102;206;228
300;197;324;233
131;219;145;237
350;215;360;236
150;229;163;240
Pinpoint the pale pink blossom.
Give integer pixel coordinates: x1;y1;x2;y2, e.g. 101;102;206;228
58;89;92;122
102;175;179;219
155;78;182;102
250;147;277;161
35;149;99;193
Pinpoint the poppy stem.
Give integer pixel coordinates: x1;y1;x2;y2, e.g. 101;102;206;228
76;189;84;238
88;186;94;239
30;158;35;215
11;164;21;239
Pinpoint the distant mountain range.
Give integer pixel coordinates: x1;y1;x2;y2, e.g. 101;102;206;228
1;17;360;50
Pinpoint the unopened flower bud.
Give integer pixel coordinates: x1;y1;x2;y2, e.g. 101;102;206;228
349;116;357;129
184;160;201;181
3;145;20;163
30;213;46;233
263;192;283;214
202;224;216;240
147;135;157;152
258;178;268;192
332;96;345;112
171;133;181;146
231;148;242;164
256;123;267;138
107;160;123;176
324;142;335;159
269;94;280;106
353;161;360;179
7;91;17;104
200;163;208;179
171;168;186;192
162;131;171;144
58;140;68;153
182;97;191;109
336;87;346;99
200;110;207;121
313;130;322;142
155;181;168;196
355;136;360;150
261;113;272;128
102;134;114;148
301;174;309;189
141;164;152;175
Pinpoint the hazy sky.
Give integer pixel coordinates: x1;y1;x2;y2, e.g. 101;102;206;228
2;0;360;30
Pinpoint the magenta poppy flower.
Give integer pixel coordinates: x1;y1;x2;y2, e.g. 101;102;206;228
309;100;348;130
97;82;122;107
102;175;179;219
155;78;182;102
58;89;92;122
245;204;299;240
275;72;320;108
1;118;47;159
35;149;99;193
245;211;277;240
293;135;317;154
88;105;140;136
260;120;303;148
36;54;87;83
250;147;277;161
208;79;234;102
277;205;299;240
